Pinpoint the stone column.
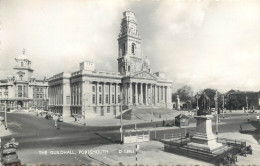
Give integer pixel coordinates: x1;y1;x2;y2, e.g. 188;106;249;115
145;83;148;105
102;82;105;105
154;85;158;105
162;86;165;103
135;83;138;105
165;86;168;103
109;83;112;104
115;83;118;105
96;82;99;105
128;82;132;105
140;83;143;104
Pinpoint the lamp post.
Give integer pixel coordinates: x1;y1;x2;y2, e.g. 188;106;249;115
120;94;123;143
246;96;249;111
4;100;7;130
214;90;218;135
150;96;153;122
222;95;225;118
196;92;199;111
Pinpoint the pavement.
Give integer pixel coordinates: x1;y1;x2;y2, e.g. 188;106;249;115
0;127;12;137
85;131;260;165
12;109;259;127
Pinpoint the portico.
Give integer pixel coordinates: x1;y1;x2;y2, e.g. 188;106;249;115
121;70;172;108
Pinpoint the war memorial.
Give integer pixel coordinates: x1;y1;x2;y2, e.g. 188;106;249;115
163;93;253;165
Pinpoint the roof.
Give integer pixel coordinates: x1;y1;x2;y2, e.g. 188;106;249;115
175;114;189;119
3;148;16;154
230;91;258;95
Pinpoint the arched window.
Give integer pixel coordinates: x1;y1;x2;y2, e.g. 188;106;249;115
132;43;136;54
122;44;125;56
21;62;23;67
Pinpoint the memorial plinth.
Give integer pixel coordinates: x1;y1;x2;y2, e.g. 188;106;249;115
188;115;224;152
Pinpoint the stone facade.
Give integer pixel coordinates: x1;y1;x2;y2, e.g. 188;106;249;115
47;11;173;118
0;49;49;111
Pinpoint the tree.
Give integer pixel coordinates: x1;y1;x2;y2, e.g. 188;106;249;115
177;85;194;102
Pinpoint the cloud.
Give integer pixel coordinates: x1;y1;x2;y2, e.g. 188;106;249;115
0;0;259;93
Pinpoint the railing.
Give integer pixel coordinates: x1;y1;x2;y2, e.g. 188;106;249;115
163;137;247;164
123;129;150;143
217;138;246;147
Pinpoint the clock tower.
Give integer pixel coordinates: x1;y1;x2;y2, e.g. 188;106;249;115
118;11;148;76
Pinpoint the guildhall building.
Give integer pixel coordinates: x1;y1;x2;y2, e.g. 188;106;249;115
46;11;173;118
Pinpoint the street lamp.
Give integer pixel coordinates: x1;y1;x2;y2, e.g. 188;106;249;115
246;96;249;111
150;96;153;122
214;90;218;135
4;100;8;130
196;92;199;111
120;94;123;143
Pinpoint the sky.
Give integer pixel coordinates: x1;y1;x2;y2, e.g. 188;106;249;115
0;0;260;93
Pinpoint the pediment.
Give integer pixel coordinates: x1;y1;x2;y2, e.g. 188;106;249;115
17;71;25;75
131;71;157;80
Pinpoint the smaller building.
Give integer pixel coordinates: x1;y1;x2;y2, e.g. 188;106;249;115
0;49;48;111
175;114;189;127
227;91;260;110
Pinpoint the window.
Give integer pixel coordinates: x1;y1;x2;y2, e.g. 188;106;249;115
37;94;40;98
106;94;109;104
19;75;23;81
122;44;125;56
99;94;102;104
105;86;108;93
18;85;22;97
128;66;130;72
112;95;115;104
132;43;136;54
92;94;96;104
118;95;120;103
40;88;43;92
21;62;23;67
107;106;110;113
112;87;115;93
99;86;102;93
92;86;95;92
37;87;39;92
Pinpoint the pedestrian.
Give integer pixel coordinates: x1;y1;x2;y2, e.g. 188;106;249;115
186;132;190;139
75;117;77;122
247;116;250;122
54;120;57;127
257;114;259;122
162;120;165;127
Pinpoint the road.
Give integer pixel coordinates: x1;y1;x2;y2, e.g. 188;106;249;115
0;112;257;165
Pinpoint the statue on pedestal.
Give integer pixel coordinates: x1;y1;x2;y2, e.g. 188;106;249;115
176;95;180;110
197;92;211;116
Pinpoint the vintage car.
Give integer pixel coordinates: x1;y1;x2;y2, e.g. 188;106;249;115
57;116;63;122
1;148;21;166
45;114;53;120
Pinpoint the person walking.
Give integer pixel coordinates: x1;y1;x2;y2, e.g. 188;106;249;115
162;120;165;127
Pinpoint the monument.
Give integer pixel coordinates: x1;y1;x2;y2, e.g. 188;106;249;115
176;95;180;110
188;92;224;152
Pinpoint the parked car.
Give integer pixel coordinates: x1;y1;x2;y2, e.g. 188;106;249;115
45;114;53;120
248;110;257;113
57;116;63;122
1;148;20;166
